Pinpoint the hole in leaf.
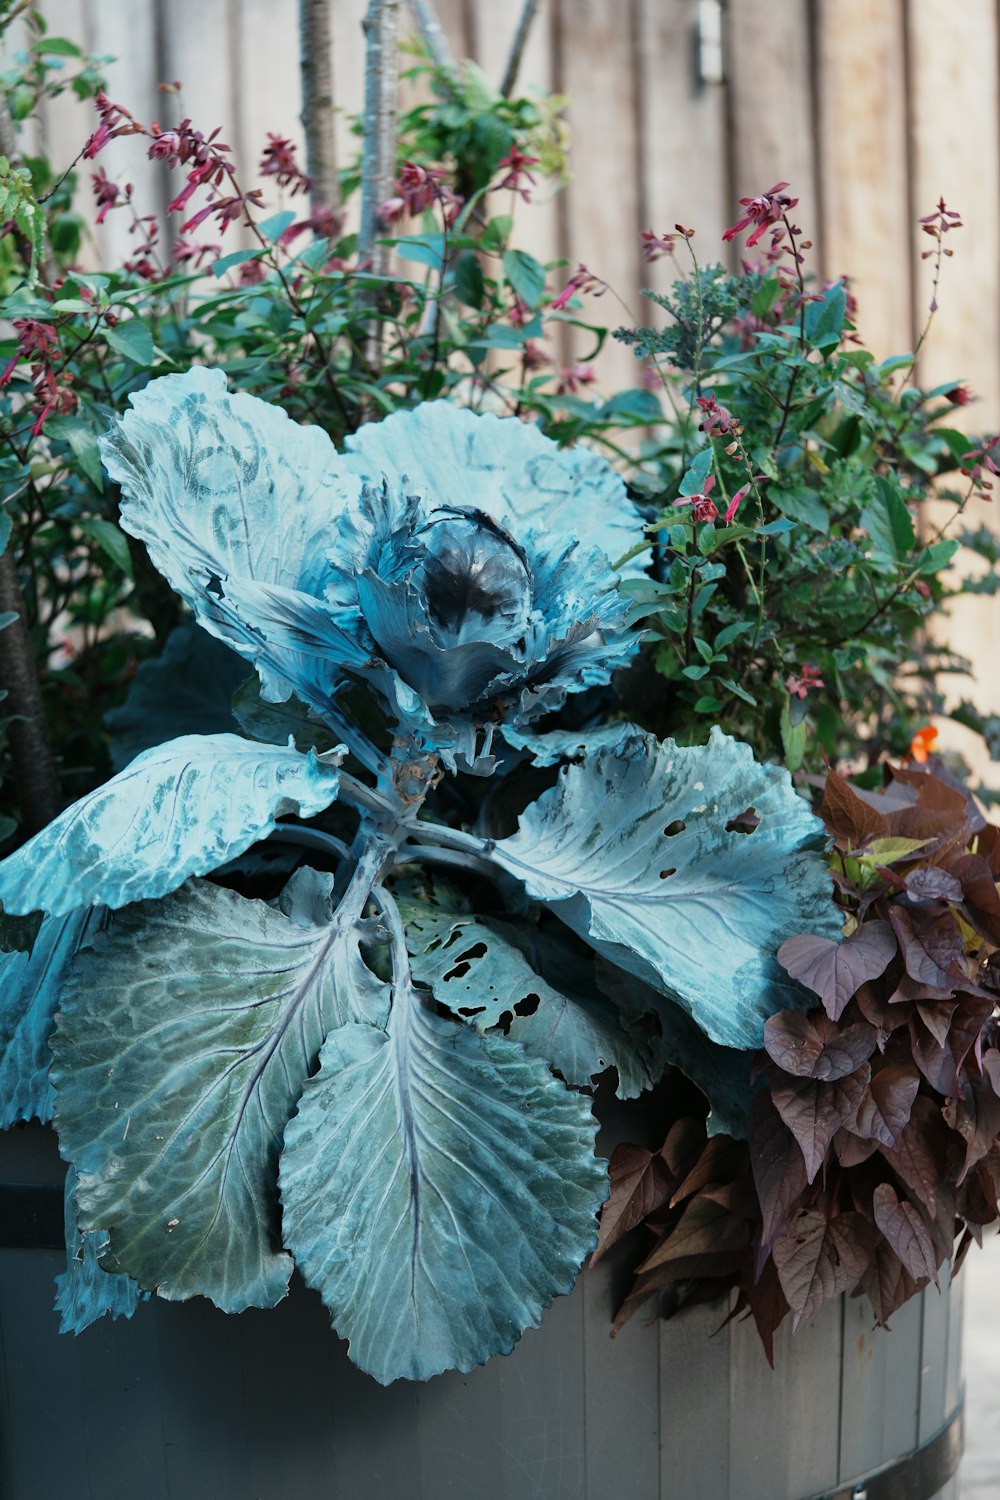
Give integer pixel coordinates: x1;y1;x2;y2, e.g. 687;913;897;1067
663;819;686;837
659;868;677;880
458;1005;486;1017
725;806;759;835
513;992;540;1017
495;1009;514;1035
443;941;487;981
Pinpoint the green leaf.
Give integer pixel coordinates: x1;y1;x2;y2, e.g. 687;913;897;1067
480;214;512;251
78;518;132;578
773;485;829;533
212;248;267;278
257;210;296;243
803;282;846;351
679;447;713;497
34;36;83;55
780;694;808;772
861;476;916;568
45;413;105;491
392;233;446;270
492;728;839;1050
452;249;485;308
503;248;545;309
918;539;959;575
51;870;389;1310
103;318;154;366
599;388;663;424
279;979;607;1383
750;278;782;319
0;511;11;558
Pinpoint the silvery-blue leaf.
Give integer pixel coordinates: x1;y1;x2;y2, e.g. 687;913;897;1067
0;734;343;916
230;675;341;754
343;400;647;579
0;907;108;1126
50;872;388;1311
99;369;365;703
279;980;608;1383
500;721;643;767
55;1171;148;1334
405;903;659;1097
596;960;754;1137
491;727;839;1050
106;622;247;771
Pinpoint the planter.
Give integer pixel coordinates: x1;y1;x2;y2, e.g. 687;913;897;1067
0;1122;964;1500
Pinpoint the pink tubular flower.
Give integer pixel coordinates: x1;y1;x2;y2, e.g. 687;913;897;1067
556;363;596;395
550;262;606;312
493;147;539;202
946;385;973;406
640;225;694;263
723;182;798;248
91;167;124;226
673;474;719;525
696;393;740;438
259;133;311;195
786;663;825;700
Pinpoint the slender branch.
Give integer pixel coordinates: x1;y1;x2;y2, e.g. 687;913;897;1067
357;0;401;375
406;0;455;72
0;550;61;833
397;842;499;880
339;769;399;821
299;0;340;216
268;824;352;863
500;0;540;98
0;0;32;33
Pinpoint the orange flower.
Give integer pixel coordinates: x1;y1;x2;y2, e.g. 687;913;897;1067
909;725;938;763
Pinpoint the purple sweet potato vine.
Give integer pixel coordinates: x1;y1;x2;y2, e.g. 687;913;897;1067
597;756;1000;1359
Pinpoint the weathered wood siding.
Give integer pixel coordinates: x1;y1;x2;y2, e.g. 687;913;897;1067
3;0;998;733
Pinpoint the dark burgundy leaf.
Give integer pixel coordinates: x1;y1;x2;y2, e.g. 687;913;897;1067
593;1142;674;1263
748;1091;808;1251
854;978;908;1031
777;922;897;1021
872;1182;938;1283
741;1254;789;1368
834;1128;878;1166
889;971;955;1005
819;771;890;846
764;1010;875;1081
846;1062;920;1149
860;1240;920;1327
638;1192;750;1272
985;1052;1000;1097
943;1073;1000;1185
903;867;964;904
910;1013;960;1096
957;1156;999;1224
670;1135;748;1206
880;1097;951;1213
661;1115;707;1182
888;905;966;992
950;994;996;1073
949;854;1000;943
773;1208;873;1330
771;1064;871;1181
914;999;958;1047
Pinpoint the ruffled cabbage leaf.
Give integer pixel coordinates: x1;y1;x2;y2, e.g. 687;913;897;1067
492;727;839;1050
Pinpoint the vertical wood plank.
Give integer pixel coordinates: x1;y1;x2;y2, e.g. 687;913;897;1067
83;0;161;269
636;0;728;293
553;0;643;392
497;1286;587;1499
583;1249;661;1498
918;1266;952;1444
906;0;1000;783
815;0;911;361
726;0;819;263
838;1284;921;1481
232;0;304;216
728;1294;842;1500
660;1298;729;1498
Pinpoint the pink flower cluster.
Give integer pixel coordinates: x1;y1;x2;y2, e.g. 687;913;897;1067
722;182;798;250
0;318;77;437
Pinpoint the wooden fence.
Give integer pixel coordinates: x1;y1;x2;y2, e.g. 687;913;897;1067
4;0;1000;740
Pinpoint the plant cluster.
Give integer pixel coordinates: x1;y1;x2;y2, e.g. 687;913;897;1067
2;7;1000;1383
600;756;1000;1356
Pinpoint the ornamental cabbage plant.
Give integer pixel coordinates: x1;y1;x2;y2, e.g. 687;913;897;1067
0;370;840;1384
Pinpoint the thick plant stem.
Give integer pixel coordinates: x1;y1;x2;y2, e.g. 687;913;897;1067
0;550;60;834
406;0;455;72
500;0;540;97
298;0;340;217
357;0;401;375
